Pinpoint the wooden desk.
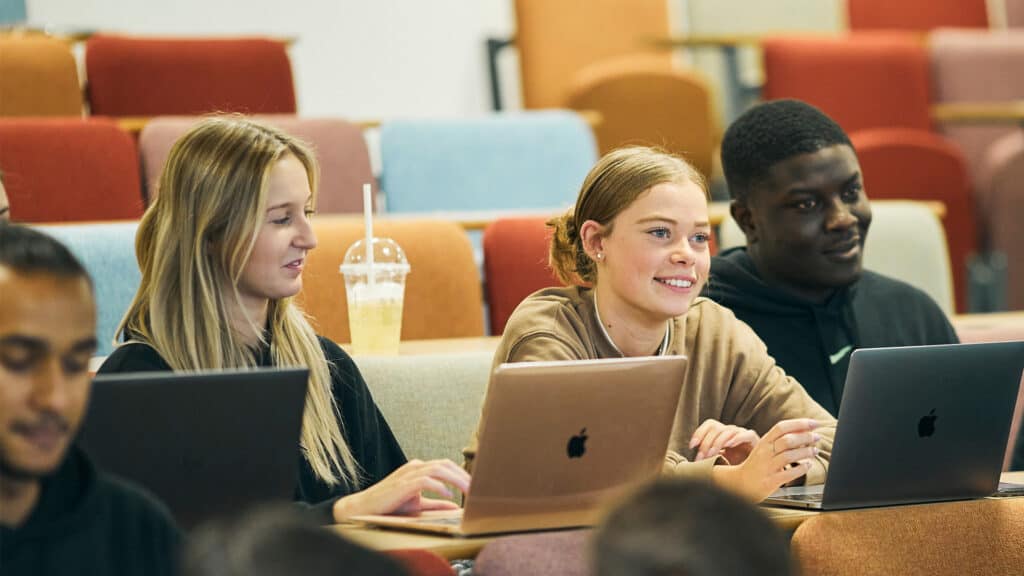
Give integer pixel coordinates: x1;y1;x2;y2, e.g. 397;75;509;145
336;472;1024;560
951;311;1024;343
932;101;1024;125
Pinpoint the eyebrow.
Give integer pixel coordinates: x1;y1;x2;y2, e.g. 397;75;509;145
0;206;9;217
266;194;314;213
785;172;861;197
636;216;710;228
0;334;98;353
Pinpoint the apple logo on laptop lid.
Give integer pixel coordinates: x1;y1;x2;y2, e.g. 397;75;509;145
918;408;937;438
567;428;588;458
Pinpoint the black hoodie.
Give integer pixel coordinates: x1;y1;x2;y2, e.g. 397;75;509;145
704;247;959;416
0;446;181;576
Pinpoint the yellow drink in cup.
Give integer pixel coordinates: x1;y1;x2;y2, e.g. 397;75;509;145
340;237;410;356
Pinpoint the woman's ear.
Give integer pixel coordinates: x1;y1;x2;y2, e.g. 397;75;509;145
578;219;605;261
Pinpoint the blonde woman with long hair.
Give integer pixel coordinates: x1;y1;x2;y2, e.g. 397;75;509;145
99;117;469;523
464;147;837;502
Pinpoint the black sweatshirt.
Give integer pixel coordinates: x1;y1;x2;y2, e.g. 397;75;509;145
704;247;959;416
0;446;180;576
96;335;407;523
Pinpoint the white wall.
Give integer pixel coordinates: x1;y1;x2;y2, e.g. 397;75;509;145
26;0;516;119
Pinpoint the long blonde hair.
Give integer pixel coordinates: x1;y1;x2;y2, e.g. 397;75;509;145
548;146;708;285
118;116;360;487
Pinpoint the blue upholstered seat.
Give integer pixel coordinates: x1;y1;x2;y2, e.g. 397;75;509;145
37;222;140;356
379;110;597;213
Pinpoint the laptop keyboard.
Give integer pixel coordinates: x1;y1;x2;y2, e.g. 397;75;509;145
990;483;1024;498
412;516;463;526
781;493;823;503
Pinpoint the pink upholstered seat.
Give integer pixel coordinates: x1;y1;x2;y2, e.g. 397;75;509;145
138;116;374;213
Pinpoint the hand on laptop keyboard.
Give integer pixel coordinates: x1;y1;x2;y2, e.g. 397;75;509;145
332;459;471;522
710;418;823;503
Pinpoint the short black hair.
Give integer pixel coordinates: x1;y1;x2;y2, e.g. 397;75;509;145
183;506;408;576
594;479;792;576
0;224;92;287
721;99;853;199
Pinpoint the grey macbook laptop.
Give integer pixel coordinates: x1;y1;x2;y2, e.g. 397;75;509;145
351;355;687;536
764;341;1024;510
78;368;309;528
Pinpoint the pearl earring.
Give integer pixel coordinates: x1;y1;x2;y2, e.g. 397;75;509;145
596;252;604;261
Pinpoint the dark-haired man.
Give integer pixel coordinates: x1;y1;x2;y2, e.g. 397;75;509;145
0;224;180;575
594;479;792;576
705;99;958;416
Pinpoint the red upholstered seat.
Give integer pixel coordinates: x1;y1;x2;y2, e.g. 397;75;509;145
0;118;143;223
851;128;975;313
848;0;988;32
762;34;933;133
85;35;296;117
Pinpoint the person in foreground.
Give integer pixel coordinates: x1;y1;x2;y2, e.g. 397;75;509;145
593;479;793;576
706;99;958;415
97;116;469;523
182;505;409;576
464;146;836;502
0;224;180;576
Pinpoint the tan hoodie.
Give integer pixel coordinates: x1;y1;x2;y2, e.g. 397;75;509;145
463;286;836;484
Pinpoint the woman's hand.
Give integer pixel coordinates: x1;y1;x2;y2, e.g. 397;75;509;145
690;418;760;464
332;459;472;522
710;418;822;502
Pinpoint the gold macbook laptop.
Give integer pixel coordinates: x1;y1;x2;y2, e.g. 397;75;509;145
350;355;687;537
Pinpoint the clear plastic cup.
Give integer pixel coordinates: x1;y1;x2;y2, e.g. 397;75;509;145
339;237;410;356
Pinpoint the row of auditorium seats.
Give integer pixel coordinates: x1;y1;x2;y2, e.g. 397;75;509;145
0;111;595;222
41;200;957;357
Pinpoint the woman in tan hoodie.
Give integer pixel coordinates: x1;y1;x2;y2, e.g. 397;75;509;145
465;146;837;502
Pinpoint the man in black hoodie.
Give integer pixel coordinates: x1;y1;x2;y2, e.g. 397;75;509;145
0;224;180;575
705;100;958;416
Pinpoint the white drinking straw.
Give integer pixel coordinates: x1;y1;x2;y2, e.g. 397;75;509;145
363;183;375;287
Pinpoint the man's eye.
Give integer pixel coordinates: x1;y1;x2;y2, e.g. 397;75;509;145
794;199;818;210
61;355;89;375
842;186;862;202
0;348;40;373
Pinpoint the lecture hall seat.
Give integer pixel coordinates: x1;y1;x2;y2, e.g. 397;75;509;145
762;33;933;134
138;115;375;212
379;111;596;214
0;118;144;223
0;36;82;117
514;0;671;109
300;217;484;344
850;129;974;313
565;59;718;179
791;498;1024;575
847;0;988;32
85;34;296;117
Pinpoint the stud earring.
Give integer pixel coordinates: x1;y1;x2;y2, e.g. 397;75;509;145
596;252;604;261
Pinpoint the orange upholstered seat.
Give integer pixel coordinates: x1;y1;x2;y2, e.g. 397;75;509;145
791;498;1024;575
0;36;82;117
300;217;484;344
566;59;717;179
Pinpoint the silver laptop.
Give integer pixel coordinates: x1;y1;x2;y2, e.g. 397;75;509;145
351;355;687;536
78;368;309;529
764;341;1024;510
